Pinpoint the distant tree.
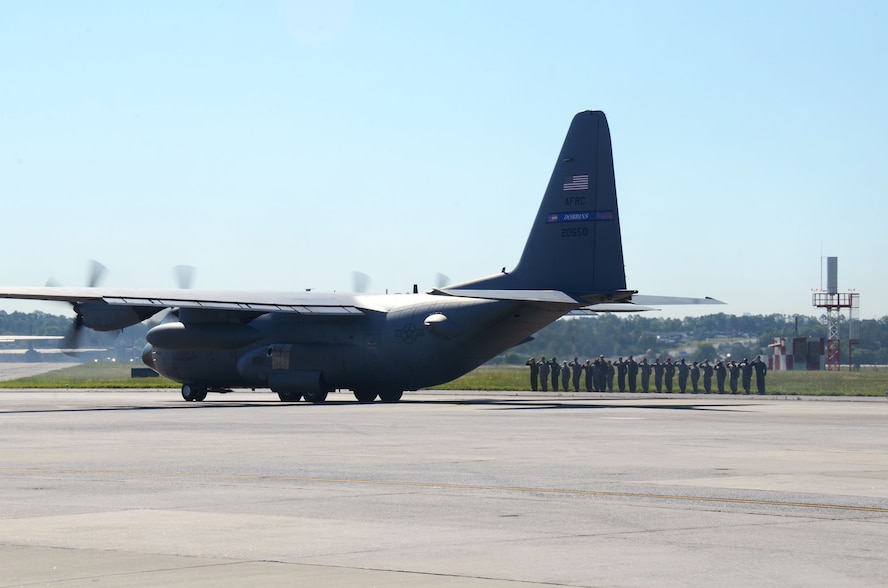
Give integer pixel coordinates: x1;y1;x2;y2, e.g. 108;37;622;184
693;343;718;361
503;352;523;365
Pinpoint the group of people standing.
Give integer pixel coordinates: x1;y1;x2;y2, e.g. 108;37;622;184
525;355;768;395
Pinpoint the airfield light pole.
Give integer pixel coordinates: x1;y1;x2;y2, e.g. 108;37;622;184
811;257;860;371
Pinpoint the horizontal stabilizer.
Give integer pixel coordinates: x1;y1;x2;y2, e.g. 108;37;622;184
570;294;725;315
569;304;659;315
630;294;725;306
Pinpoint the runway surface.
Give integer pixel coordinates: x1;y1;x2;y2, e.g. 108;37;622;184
2;388;888;587
0;361;72;381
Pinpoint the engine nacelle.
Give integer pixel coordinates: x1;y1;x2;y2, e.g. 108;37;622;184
79;303;160;331
141;343;156;369
146;321;264;350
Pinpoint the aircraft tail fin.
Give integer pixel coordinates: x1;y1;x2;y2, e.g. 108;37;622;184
449;110;627;302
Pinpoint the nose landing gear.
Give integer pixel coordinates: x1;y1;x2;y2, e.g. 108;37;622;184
181;384;208;402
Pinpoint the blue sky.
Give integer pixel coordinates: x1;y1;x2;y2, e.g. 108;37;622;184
1;1;886;319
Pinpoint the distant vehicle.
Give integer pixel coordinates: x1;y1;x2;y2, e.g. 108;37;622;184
0;111;721;402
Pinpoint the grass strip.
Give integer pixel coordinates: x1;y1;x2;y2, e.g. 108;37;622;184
2;363;887;396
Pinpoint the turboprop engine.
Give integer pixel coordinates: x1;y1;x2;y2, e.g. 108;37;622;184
77;303;161;331
145;321;264;350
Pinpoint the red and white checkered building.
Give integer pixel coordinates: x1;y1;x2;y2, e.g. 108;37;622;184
769;337;826;371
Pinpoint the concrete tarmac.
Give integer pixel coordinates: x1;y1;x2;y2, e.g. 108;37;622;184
2;388;888;587
0;361;71;381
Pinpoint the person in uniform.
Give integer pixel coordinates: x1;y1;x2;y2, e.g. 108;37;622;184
690;360;700;393
653;358;664;393
752;355;768;394
616;357;627;392
560;360;570;391
639;358;651;393
525;357;539;391
676;358;690;393
740;358;753;394
701;359;713;394
550;357;560;392
538;357;550;392
663;358;675;393
595;355;608;392
728;360;740;394
584;359;594;392
589;357;599;392
627;355;639;392
715;359;727;394
606;360;615;392
570;356;583;392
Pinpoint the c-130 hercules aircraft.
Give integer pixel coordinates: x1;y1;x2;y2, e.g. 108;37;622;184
0;111;720;403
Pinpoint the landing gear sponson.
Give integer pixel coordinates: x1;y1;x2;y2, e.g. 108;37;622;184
183;385;401;403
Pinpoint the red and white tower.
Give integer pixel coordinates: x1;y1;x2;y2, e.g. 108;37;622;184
811;257;860;371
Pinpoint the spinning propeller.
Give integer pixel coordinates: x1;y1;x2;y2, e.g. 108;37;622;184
173;265;196;290
351;271;372;293
351;271;451;293
57;262;197;352
59;260;108;353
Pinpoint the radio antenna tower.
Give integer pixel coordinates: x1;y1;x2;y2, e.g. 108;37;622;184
812;257;860;370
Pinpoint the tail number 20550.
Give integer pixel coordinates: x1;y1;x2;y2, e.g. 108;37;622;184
561;227;588;238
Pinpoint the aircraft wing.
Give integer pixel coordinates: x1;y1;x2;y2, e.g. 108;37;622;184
0;287;366;316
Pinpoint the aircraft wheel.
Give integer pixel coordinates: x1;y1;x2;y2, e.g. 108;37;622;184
353;390;377;403
277;391;302;402
302;389;329;404
181;384;207;402
378;390;403;403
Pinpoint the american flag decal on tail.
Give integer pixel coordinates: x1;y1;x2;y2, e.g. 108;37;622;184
562;174;589;191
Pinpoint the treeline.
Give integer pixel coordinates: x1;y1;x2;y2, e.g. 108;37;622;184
0;311;71;336
506;313;888;366
0;310;142;349
4;309;888;365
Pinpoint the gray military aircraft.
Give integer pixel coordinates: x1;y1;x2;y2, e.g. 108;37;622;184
0;111;721;403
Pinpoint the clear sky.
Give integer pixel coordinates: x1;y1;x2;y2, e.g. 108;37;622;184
1;1;886;320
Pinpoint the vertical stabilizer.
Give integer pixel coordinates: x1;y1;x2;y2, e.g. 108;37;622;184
452;110;627;299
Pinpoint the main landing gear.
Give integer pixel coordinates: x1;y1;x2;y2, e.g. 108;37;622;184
352;390;403;403
353;390;377;402
277;390;328;403
182;385;402;404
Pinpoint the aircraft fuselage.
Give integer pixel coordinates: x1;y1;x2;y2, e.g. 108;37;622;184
142;293;569;400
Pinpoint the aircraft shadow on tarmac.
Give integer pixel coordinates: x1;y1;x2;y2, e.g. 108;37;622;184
481;400;756;412
0;395;759;415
